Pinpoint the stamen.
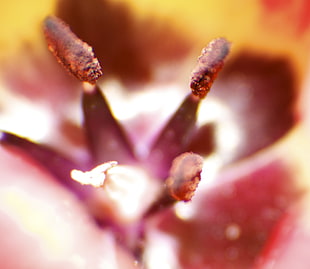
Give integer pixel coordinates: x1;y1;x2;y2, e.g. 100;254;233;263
82;85;136;164
43;16;103;84
165;152;204;202
147;94;200;179
143;152;204;218
190;37;231;98
0;131;88;198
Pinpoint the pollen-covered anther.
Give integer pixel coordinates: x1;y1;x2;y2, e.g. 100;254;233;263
43;16;103;84
165;152;204;202
190;37;231;98
70;161;118;188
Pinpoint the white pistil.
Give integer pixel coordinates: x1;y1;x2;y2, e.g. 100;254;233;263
70;161;118;188
71;162;160;223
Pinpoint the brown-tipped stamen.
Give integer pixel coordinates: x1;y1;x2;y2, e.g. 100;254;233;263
0;130;89;199
190;37;231;98
147;94;200;179
165;152;204;202
144;152;204;218
43;15;103;84
82;85;136;164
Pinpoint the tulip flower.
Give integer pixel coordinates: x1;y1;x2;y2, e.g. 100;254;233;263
1;0;310;268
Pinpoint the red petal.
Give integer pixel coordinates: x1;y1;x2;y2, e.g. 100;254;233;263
254;197;310;268
146;153;300;268
214;52;297;161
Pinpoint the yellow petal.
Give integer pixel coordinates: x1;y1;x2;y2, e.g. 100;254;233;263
122;0;310;82
0;0;55;58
